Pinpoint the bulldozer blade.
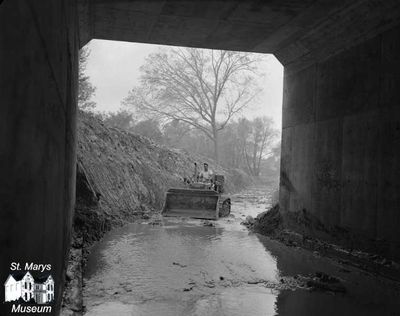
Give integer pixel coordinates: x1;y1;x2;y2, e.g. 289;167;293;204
162;188;219;220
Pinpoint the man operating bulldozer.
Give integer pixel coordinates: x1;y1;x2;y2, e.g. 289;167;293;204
163;161;230;219
199;162;213;182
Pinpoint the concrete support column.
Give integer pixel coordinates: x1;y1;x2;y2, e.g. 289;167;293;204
279;24;400;260
0;1;78;315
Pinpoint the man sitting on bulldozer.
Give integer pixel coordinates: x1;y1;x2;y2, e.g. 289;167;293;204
198;163;225;194
165;162;230;219
199;162;213;182
188;162;217;191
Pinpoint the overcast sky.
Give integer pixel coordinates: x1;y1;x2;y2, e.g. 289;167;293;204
85;39;283;129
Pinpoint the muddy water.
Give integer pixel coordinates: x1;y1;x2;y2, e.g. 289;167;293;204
83;187;400;316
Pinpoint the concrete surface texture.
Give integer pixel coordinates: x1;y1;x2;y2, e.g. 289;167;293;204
1;0;400;315
78;0;400;71
0;1;79;315
280;24;400;260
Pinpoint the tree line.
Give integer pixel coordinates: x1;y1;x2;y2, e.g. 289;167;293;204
92;111;280;177
78;46;280;177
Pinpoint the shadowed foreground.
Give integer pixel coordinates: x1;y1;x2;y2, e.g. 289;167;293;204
83;188;400;316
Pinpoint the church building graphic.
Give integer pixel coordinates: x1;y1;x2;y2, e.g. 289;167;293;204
4;272;54;304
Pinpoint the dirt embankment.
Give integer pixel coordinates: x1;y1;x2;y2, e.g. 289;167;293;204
61;112;252;315
250;204;400;283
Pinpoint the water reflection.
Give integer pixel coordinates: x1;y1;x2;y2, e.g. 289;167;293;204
254;233;400;315
84;188;400;316
84;219;280;316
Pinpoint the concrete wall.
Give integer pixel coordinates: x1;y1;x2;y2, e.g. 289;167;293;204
280;24;400;259
0;1;398;314
0;1;78;315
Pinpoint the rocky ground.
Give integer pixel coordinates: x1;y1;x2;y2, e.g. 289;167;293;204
61;112;253;315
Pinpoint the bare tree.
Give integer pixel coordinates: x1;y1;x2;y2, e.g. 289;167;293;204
122;48;262;162
78;47;96;110
102;109;134;130
131;119;163;143
238;117;277;176
163;119;192;148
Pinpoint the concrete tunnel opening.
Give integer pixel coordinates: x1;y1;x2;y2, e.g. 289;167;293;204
79;38;284;186
64;39;286;315
1;0;400;315
72;39;284;244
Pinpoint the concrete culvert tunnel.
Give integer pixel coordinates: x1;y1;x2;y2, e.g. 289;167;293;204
1;1;400;315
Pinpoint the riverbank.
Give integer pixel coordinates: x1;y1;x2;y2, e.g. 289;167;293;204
61;112;254;315
251;205;400;282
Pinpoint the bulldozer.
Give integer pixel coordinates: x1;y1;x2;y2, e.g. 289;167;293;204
162;174;231;220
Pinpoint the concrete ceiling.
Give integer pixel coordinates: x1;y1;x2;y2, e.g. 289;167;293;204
78;0;400;72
